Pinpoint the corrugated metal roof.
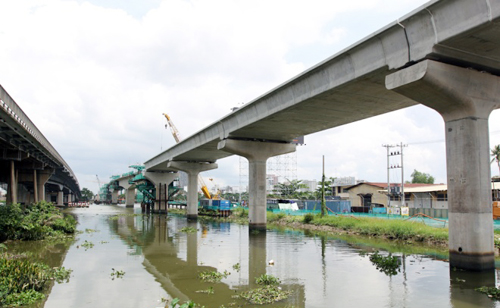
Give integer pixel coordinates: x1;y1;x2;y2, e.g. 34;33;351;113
377;182;500;193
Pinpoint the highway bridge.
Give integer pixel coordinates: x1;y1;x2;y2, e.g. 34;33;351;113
0;85;80;205
144;0;500;271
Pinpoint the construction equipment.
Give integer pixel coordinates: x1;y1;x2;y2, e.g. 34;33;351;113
163;113;214;199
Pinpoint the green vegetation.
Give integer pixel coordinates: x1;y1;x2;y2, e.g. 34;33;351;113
302;213;314;224
81;240;94;250
410;169;435;184
110;268;125;280
269;213;449;245
0;201;77;242
476;286;500;299
168;207;450;248
80;187;94;201
0;252;72;306
240;286;292;305
198;270;230;283
179;227;197;233
255;274;281;286
368;251;401;276
195;286;214;295
232;263;241;272
169;298;205;308
108;213;143;221
492;144;500;175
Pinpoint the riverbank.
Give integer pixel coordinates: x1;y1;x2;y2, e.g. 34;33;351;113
267;212;450;247
172;207;500;250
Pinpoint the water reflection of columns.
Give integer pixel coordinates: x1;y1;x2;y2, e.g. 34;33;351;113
449;270;495;306
249;232;267;287
186;221;198;267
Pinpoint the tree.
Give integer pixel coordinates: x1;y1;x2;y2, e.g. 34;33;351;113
491;145;500;175
81;187;94;201
316;177;335;196
410;170;434;184
273;179;308;199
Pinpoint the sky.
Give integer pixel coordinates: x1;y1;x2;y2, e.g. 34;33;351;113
0;0;499;194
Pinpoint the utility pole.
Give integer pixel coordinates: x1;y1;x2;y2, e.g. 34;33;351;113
321;155;326;217
382;144;395;207
400;142;407;207
383;143;407;207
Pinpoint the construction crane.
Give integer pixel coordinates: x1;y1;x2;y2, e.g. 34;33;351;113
163;113;213;199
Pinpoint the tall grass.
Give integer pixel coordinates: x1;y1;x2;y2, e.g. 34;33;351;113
269;213;449;243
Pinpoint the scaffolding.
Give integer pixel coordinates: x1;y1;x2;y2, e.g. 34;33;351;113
239;151;298;197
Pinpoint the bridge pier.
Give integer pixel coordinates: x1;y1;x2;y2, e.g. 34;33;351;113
166;162;218;220
7;161;17;204
37;169;53;203
57;185;64;207
386;60;500;271
111;189;119;205
218;139;295;231
144;171;178;213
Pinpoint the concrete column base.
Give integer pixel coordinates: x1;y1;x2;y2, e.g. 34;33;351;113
187;214;198;221
449;252;495;271
249;223;267;232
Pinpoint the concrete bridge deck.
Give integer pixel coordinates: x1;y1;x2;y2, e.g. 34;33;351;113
144;0;500;271
0;85;80;204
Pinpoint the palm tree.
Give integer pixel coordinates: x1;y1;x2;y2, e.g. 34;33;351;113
491;145;500;175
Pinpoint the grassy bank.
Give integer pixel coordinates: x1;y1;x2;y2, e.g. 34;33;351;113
267;212;449;246
174;207;500;249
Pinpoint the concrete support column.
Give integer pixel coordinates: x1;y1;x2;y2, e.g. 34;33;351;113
57;186;64;207
111;189;119;205
7;161;17;205
218;139;295;230
125;188;135;208
144;171;178;214
37;169;53;203
386;60;500;271
166;162;218;220
33;170;38;203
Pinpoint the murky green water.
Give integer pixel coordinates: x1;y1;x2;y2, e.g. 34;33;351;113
11;204;500;307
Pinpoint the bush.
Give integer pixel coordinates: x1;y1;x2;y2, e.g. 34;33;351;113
0;253;72;306
303;213;314;224
255;274;281;286
232;207;248;218
0;201;77;241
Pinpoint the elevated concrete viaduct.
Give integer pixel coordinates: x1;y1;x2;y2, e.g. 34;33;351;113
145;0;500;270
0;85;80;205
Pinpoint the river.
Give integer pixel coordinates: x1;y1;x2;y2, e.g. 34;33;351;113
13;204;500;308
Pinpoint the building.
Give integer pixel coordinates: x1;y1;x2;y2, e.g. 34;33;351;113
344;182;439;212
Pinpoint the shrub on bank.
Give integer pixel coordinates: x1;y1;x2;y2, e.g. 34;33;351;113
0;201;77;242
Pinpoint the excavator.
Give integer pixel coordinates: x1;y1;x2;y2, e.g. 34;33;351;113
163;113;219;200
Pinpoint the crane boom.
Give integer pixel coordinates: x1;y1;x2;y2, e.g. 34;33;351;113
163;113;181;143
163;113;212;199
